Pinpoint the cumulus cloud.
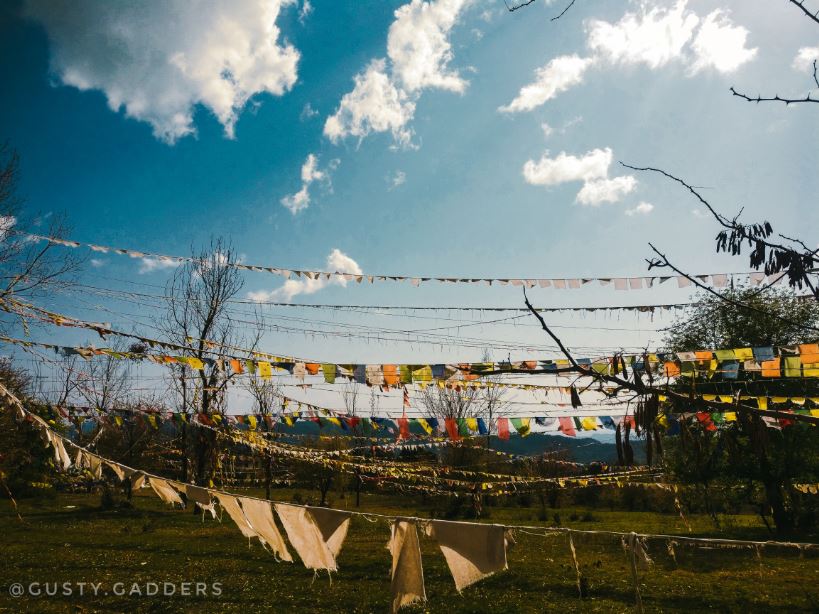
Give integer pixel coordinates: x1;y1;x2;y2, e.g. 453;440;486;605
625;201;654;216
247;249;362;302
25;0;299;143
522;147;636;206
323;60;416;147
90;258;107;268
499;55;593;113
324;0;469;147
138;256;181;274
586;1;698;69
793;46;819;72
500;1;756;113
280;154;338;214
576;176;637;205
688;10;756;74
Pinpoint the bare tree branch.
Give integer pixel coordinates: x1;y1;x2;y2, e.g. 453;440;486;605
505;0;536;12
646;243;819;334
551;0;577;21
622;162;819;297
729;87;819;106
522;289;819;426
787;0;819;25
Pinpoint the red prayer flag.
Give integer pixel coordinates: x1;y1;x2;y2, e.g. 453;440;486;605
445;418;460;441
398;417;410;440
497;417;510;441
558;416;576;437
695;412;717;431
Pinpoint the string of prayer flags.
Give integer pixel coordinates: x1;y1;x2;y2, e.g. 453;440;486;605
424;520;512;592
25;231;771;292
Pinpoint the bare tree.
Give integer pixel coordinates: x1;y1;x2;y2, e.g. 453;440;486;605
243;324;280;500
157;238;247;487
473;350;510;447
0;142;83;327
75;342;131;412
31;354;80;407
418;383;480;422
341;380;359;416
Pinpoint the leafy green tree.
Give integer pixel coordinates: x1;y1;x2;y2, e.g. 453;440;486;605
662;287;819;534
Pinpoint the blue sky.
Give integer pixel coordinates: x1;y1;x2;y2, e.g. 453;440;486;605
1;0;818;416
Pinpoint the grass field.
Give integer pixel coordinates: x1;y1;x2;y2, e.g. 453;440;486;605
1;488;818;613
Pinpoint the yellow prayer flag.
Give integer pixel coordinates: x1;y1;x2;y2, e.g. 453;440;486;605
258;361;272;380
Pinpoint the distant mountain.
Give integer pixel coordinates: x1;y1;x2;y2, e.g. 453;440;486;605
274;422;645;465
487;434;646;465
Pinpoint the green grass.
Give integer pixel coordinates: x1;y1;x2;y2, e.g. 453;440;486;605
1;489;818;613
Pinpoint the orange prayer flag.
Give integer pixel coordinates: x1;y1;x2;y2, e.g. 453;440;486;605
761;357;781;378
664;361;681;377
799;344;819;364
382;364;399;386
305;363;320;375
229;358;244;374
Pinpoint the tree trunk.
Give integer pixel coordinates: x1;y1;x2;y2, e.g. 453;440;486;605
763;479;793;534
179;422;189;484
264;452;272;500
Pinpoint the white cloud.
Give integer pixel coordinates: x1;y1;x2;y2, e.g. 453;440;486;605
280;153;338;214
299;0;313;22
793;46;819;72
138;256;180;274
522;147;636;206
324;0;470;147
540;123;553;138
324;60;416;147
576;176;636;205
501;1;755;113
586;1;698;69
523;148;611;185
25;0;300;143
499;55;593;113
247;249;362;302
387;0;468;94
300;102;319;121
689;10;757;74
625;201;654;216
90;258;107;268
388;170;407;189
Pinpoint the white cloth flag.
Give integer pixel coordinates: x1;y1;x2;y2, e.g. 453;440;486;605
215;493;257;539
45;431;71;471
239;498;292;562
186;484;217;519
387;520;425;612
274;504;351;571
104;460;125;481
425;519;511;592
148;477;184;507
